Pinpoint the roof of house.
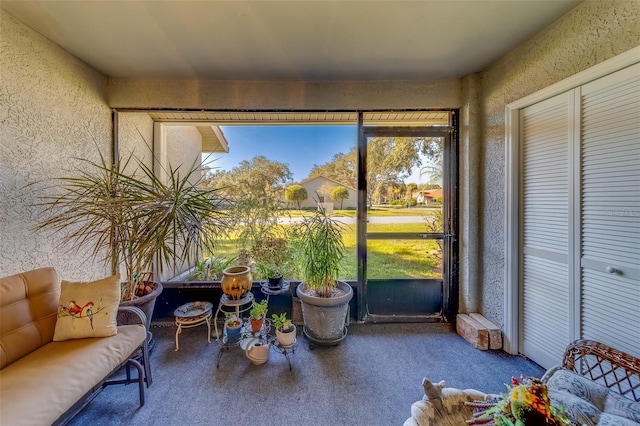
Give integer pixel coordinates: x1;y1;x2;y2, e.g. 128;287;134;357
420;189;443;199
299;175;357;192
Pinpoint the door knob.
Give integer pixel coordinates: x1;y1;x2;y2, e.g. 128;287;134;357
605;266;620;274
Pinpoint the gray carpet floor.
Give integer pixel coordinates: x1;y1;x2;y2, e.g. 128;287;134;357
70;322;544;426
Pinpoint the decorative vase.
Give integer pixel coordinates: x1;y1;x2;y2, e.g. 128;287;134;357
221;265;252;300
276;324;297;348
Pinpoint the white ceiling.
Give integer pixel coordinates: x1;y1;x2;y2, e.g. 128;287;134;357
1;0;581;81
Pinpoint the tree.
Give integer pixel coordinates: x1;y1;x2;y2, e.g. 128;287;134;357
205;156;292;248
309;137;442;208
206;155;292;200
406;182;418;201
285;184;308;209
330;186;349;209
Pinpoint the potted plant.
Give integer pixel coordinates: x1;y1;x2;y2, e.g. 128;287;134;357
249;299;268;333
36;149;229;331
224;313;243;344
191;258;212;281
272;312;296;348
207;255;237;280
251;235;293;288
294;206;353;345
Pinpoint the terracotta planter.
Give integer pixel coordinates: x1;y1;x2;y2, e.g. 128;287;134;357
250;316;265;333
221;266;252;300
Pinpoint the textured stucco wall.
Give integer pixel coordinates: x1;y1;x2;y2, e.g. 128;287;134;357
0;10;111;280
108;79;462;110
478;0;640;328
117;112;154;170
459;73;481;314
165;126;202;178
160;126;203;281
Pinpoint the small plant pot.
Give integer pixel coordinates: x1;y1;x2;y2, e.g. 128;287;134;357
276;324;297;348
225;321;242;344
267;275;283;289
250;317;265;333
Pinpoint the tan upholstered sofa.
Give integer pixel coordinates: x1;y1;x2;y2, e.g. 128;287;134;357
0;268;151;426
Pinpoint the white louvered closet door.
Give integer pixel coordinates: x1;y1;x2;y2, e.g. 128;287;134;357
580;63;640;359
520;91;575;369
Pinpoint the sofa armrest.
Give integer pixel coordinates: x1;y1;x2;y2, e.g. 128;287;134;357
117;306;147;327
562;339;640;401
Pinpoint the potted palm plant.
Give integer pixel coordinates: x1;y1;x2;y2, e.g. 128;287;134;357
36;149;229;332
294;207;352;345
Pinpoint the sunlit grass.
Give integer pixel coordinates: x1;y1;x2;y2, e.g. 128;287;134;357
282;206;439;218
340;223;442;279
210;220;442;281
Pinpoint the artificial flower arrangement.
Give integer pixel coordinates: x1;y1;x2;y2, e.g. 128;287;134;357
466;376;576;426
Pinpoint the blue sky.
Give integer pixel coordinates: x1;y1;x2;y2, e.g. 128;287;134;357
204;126;357;182
203;125;434;184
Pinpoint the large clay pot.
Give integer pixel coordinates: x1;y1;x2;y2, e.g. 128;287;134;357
221;266;252;300
297;280;352;345
120;281;163;331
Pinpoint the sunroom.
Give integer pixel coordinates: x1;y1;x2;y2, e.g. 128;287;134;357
1;1;638;425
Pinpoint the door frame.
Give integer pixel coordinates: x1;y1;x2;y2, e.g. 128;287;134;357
503;46;640;355
356;111;459;322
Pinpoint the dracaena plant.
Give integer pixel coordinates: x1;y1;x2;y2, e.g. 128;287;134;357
36;148;229;301
295;205;345;297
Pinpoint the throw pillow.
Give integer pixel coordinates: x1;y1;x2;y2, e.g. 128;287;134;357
53;274;121;341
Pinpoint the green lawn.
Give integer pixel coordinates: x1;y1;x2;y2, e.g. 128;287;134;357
211;220;442;281
282;206;439;218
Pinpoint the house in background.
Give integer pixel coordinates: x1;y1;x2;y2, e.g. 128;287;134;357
416;189;443;205
1;0;638;367
297;175;357;209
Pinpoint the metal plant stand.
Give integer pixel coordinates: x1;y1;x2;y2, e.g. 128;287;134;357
215;318;298;370
215;283;297;370
173;301;213;351
260;280;290;300
212;292;254;339
270;336;297;371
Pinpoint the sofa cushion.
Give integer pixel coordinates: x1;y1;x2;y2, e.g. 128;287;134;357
542;365;640;426
0;267;60;369
53;274;121;341
0;324;146;426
